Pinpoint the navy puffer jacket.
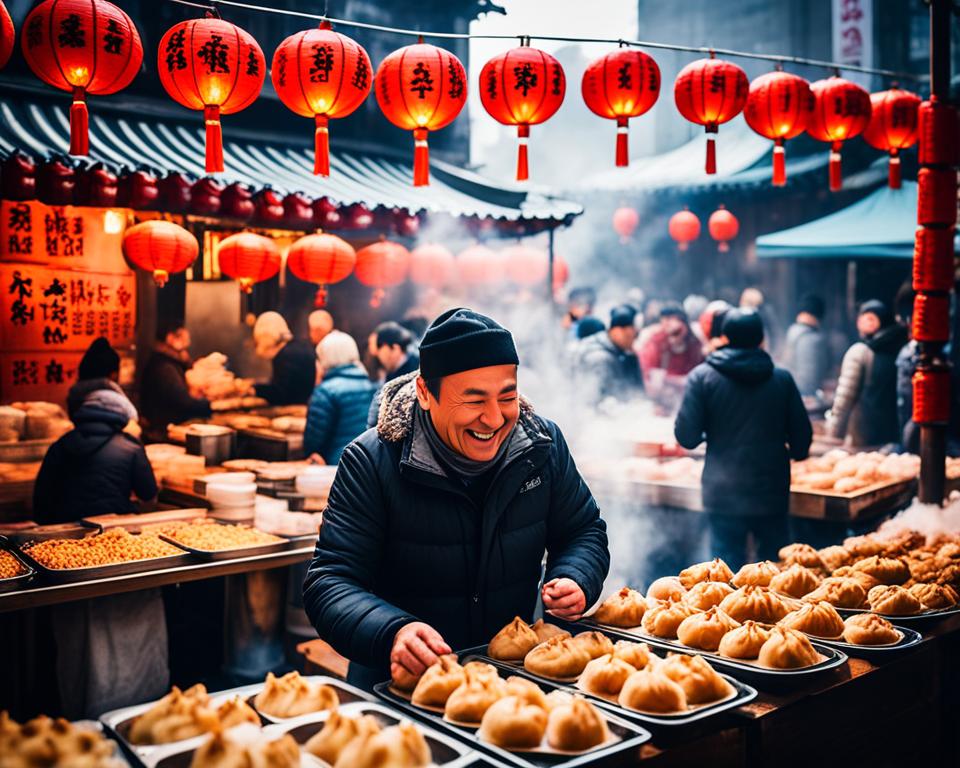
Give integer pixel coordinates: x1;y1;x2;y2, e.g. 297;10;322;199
303;372;609;686
304;364;377;464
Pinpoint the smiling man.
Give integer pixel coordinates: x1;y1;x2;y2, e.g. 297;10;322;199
303;308;609;689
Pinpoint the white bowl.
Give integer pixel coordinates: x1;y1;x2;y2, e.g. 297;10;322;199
206;471;257;486
206;483;257;508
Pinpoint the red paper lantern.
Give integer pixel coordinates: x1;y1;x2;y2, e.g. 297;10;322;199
221;182;254;219
612;207;639;242
863;88;920;188
708;205;739;252
253;187;284;224
912;293;950;342
287;232;356;307
1;153;36;200
913;227;955;292
158;173;191;212
918;97;959;166
913;368;951;424
0;1;15;70
806;76;872;191
674;57;748;174
743;71;813;186
479;45;565;181
343;203;373;230
37;156;75;205
283;192;314;227
502;244;548;286
22;0;143;156
457;244;503;286
393;208;420;237
74;162;117;206
410;243;455;289
669;209;701;251
375;43;467;186
552;255;569;292
582;49;660;167
355;238;410;306
217;232;281;293
122;220;198;287
917;167;958;227
117;169;158;209
190;177;223;216
313;197;342;229
272;22;371;176
158;17;265;174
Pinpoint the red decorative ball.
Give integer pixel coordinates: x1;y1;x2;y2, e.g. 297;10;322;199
287;233;355;306
1;153;36;201
582;49;660;167
158;18;265;173
0;1;15;70
669;209;701;251
355;238;410;306
117;170;158;210
806;76;871;191
708;205;739;252
217;232;281;293
457;244;503;286
375;43;467;186
502;244;548;286
744;71;813;186
862;88;920;188
613;207;639;242
410;243;455;288
123;220;198;287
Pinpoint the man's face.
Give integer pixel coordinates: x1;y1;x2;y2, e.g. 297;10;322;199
167;328;190;352
857;312;881;337
609;325;638;351
416;365;520;462
662;315;686;339
376;343;405;373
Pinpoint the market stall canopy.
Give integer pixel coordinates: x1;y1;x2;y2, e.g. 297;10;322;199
756;182;918;259
0;99;582;223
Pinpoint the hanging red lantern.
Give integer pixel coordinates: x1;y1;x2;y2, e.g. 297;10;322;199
0;1;15;70
913;368;951;424
287;232;356;307
912;293;950;342
271;22;371;176
862;88;920;189
674;57;748;174
743;71;813;186
552;255;569;293
117;169;158;209
918;97;959;166
122;220;199;287
913;227;955;292
217;232;281;293
708;205;739;252
612;207;639;242
355;238;410;306
158;16;265;173
582;49;660;167
375;42;467;186
502;244;549;286
457;244;503;286
917;167;958;227
21;0;142;156
806;76;871;191
410;243;455;289
669;209;700;251
479;44;565;181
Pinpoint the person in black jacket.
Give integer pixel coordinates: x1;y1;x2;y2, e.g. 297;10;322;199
252;311;316;405
34;388;157;523
303;308;609;690
675;309;812;568
139;322;212;442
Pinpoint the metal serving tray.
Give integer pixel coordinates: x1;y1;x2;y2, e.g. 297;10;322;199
141;726;320;768
15;540;192;584
0;535;35;593
808;625;924;656
263;701;480;768
460;639;757;728
373;657;651;768
157;527;291;562
580;619;848;679
836;602;960;623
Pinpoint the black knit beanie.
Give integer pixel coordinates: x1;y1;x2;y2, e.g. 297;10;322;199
859;299;894;328
77;337;120;380
609;304;638;328
419;308;519;378
722;309;765;349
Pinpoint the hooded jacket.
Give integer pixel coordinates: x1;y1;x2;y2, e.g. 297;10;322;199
304;364;378;464
302;371;609;687
827;324;907;446
675;347;812;517
575;331;643;401
33;392;157;524
139;344;212;441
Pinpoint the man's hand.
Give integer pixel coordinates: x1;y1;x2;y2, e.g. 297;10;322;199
542;578;586;619
390;621;451;679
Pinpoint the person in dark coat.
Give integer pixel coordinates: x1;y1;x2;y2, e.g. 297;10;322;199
826;300;908;447
783;293;829;398
34;388;157;524
139;322;212;442
305;332;378;464
575;304;643;402
675;309;812;568
365;322;422;428
252;311;316;405
303;308;610;689
67;337;122;418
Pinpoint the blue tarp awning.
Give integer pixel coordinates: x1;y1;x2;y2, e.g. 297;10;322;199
756;182;919;259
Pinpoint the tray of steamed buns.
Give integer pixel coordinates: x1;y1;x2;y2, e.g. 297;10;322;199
472;617;756;726
375;653;651;767
100;672;368;765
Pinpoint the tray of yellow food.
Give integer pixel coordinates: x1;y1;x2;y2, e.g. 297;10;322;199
0;536;34;592
17;528;191;583
0;712;133;768
465;616;756;727
375;654;650;768
150;519;288;561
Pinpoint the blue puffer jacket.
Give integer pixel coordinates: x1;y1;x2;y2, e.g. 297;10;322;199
304;364;377;464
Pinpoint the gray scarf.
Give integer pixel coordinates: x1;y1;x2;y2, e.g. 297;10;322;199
415;405;513;479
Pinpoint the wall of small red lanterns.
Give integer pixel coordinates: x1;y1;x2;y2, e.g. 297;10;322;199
7;0;928;192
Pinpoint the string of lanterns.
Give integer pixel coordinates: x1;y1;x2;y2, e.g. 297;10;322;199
5;0;930;191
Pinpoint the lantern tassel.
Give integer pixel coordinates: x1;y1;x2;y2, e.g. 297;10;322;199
517;125;530;181
70;87;89;156
772;141;786;187
314;285;328;308
718;242;729;253
204;105;225;173
370;287;385;308
314;115;330;176
413;128;429;187
829;142;842;192
888;151;901;189
705;129;717;175
616;117;629;167
153;269;169;288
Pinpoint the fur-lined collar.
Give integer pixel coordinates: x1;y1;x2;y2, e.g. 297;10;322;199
376;371;535;444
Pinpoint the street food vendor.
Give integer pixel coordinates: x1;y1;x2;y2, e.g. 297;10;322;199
252;311;316;405
303;308;610;689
